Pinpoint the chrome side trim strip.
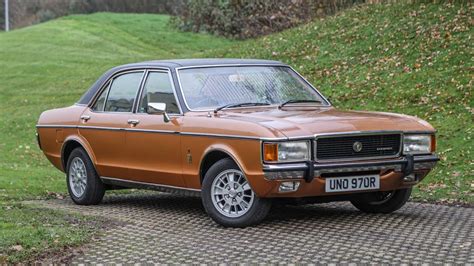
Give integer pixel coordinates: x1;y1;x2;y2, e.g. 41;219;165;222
36;124;265;140
180;132;261;140
125;128;178;134
36;125;77;128
100;176;201;192
34;125;435;142
77;125;123;131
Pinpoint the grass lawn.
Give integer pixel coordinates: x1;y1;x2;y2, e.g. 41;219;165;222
0;13;233;262
0;2;472;263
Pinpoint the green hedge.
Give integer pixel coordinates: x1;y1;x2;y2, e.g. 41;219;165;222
172;0;366;39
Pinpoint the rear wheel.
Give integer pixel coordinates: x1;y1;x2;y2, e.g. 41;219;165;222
350;188;412;213
201;158;271;227
66;147;105;205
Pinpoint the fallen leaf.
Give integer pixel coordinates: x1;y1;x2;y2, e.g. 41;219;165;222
10;245;23;252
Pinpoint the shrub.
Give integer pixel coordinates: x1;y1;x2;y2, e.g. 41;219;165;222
172;0;366;39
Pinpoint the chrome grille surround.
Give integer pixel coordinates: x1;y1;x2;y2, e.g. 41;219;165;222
314;131;403;162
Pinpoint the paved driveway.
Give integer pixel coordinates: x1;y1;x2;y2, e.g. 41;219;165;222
35;192;473;264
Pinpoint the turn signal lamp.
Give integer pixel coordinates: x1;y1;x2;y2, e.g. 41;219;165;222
263;143;278;162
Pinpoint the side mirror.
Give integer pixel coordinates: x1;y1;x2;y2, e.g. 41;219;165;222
147;102;170;123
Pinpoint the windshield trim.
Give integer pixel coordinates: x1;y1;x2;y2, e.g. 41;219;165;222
175;64;332;112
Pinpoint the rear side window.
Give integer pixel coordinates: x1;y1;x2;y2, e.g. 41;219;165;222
138;72;180;114
104;72;144;112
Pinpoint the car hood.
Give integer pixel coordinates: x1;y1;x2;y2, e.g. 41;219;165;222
216;107;434;138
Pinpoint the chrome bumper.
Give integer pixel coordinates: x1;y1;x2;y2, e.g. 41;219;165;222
263;154;439;181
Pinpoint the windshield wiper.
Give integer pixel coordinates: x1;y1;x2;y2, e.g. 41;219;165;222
278;99;322;109
214;102;270;114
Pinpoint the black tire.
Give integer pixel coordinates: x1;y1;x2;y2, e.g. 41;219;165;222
201;158;271;227
66;147;105;205
350;188;412;213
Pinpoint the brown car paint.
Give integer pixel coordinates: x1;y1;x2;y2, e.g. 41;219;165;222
37;103;435;198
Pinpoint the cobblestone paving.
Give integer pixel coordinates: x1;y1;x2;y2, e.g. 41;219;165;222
35;192;473;264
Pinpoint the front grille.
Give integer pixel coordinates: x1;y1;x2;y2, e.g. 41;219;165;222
315;133;401;161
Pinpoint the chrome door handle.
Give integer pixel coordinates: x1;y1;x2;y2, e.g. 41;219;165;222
128;119;140;126
80;115;91;122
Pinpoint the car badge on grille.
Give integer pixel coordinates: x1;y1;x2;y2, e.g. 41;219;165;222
352;141;363;152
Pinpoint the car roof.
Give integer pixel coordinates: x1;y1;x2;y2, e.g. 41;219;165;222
77;59;288;105
120;58;286;69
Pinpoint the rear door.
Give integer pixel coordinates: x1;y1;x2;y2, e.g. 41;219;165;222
79;70;145;178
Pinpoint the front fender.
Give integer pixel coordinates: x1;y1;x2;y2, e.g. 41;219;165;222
199;141;274;197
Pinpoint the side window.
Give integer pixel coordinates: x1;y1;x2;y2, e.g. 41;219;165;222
138;72;179;114
104;72;144;112
91;82;110;111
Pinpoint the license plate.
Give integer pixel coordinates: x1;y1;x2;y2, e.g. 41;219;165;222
325;174;380;193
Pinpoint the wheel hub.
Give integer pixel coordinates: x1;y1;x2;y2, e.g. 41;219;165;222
229;189;237;198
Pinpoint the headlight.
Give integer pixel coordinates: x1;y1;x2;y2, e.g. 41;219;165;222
403;134;435;154
263;141;310;162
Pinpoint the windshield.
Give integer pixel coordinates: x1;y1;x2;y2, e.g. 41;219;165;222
177;66;328;110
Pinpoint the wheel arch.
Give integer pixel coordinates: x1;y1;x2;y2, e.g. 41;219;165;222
199;146;247;185
61;136;96;172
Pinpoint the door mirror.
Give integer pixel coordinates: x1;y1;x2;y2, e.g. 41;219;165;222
147;102;170;123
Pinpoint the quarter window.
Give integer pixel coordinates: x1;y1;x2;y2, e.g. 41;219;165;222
138;72;179;114
91;82;110;111
104;72;144;112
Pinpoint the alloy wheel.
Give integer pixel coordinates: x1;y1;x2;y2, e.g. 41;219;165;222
69;157;87;197
210;169;255;218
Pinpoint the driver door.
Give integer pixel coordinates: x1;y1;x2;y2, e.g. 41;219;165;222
125;70;184;187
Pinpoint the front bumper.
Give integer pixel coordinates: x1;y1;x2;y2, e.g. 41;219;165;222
263;154;439;181
261;154;439;197
258;154;438;197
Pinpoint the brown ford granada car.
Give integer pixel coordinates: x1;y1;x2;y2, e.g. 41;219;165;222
37;59;439;227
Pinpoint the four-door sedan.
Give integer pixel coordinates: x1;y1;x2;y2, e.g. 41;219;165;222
37;59;439;227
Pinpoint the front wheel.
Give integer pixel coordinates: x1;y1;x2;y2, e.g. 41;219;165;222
201;158;271;227
350;188;412;213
